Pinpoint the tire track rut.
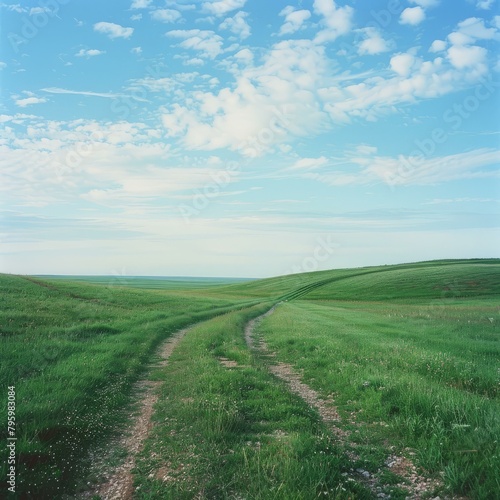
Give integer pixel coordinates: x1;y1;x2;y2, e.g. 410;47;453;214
82;326;192;500
246;305;444;500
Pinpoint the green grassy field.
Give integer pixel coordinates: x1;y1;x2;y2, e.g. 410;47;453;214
0;275;257;498
133;305;367;499
257;299;499;498
1;259;499;498
39;275;253;290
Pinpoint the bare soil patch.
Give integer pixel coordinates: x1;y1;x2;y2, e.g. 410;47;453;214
217;357;240;368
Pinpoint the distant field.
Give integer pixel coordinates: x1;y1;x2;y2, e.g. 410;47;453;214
1;259;499;499
37;275;254;290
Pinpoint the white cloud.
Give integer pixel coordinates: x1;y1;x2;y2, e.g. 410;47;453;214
94;22;134;39
29;6;51;15
160;39;331;154
0;61;6;70
447;44;487;69
476;0;495;9
279;6;311;36
151;9;182;23
220;11;251;39
0;117;181;211
456;17;498;40
2;4;27;13
400;7;426;25
75;49;106;57
158;19;494;152
357;27;391;55
313;0;353;44
390;52;417;76
167;29;224;59
185;57;205;66
131;0;152;8
131;46;142;54
429;39;447;52
15;97;47;107
445;18;494;72
234;48;253;64
202;0;246;17
130;13;142;20
320;45;490;123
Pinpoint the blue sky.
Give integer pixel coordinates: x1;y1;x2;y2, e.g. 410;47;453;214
0;0;499;277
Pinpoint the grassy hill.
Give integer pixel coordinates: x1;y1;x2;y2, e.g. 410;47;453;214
300;259;500;301
212;258;500;301
0;258;499;498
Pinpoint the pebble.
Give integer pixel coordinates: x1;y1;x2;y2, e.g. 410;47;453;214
356;468;371;478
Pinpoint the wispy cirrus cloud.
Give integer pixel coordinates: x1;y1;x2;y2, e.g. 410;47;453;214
424;197;500;205
41;87;148;101
288;148;500;187
287;157;329;171
0;3;27;13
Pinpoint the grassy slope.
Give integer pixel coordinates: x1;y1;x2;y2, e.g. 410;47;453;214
303;261;500;301
209;258;499;300
255;260;500;498
1;259;499;498
0;275;256;498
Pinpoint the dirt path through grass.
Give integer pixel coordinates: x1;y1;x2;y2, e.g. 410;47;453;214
86;325;193;500
245;306;349;437
246;306;444;500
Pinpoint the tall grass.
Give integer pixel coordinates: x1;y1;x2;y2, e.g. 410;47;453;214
0;275;253;498
258;299;499;498
134;305;369;499
1;260;498;498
